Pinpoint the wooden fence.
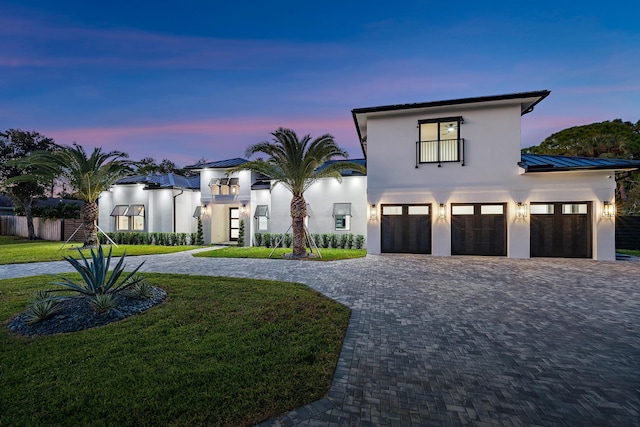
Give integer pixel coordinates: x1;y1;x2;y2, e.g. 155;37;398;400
0;216;84;241
616;216;640;250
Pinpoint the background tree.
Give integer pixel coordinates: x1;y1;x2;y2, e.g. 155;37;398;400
0;129;57;239
523;119;640;214
13;144;134;247
134;157;191;176
229;128;366;257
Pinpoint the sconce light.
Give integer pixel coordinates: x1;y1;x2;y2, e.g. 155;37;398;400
602;201;615;218
516;202;528;219
202;202;209;215
438;203;446;220
369;204;377;220
240;203;247;217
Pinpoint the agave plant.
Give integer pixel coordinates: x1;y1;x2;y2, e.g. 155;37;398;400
89;293;118;313
52;246;145;297
25;299;62;324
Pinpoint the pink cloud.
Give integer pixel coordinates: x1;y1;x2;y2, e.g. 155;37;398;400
41;115;363;167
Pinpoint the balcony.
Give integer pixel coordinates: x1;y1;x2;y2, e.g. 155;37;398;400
416;138;465;167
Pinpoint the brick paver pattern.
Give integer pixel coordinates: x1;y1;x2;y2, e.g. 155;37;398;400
2;251;639;426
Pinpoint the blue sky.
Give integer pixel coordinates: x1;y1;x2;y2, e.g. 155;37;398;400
2;0;639;166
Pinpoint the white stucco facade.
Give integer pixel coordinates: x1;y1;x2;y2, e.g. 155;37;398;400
98;179;200;235
98;91;636;259
356;91;621;260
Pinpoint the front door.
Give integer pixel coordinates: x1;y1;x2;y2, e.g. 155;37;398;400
229;207;239;241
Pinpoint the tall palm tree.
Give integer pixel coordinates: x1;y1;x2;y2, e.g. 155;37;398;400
230;128;366;257
17;144;134;247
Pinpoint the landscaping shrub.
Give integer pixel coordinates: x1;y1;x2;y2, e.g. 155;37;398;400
251;232;365;250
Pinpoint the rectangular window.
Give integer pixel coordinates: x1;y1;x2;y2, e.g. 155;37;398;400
254;205;269;231
452;205;474;215
481;205;504;215
562;204;588;214
530;204;554;214
382;206;403;215
110;204;145;231
333;203;352;231
408;205;430;215
418;117;463;165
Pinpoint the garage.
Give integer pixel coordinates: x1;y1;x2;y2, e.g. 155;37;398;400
530;202;592;258
451;203;506;256
381;204;431;253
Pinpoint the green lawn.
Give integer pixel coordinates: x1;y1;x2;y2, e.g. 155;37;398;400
195;246;367;261
617;249;640;257
0;236;201;265
0;273;350;426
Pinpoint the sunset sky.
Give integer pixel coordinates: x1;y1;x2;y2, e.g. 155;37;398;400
2;1;638;167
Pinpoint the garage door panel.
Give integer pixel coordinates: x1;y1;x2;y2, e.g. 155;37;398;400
381;205;431;254
531;202;591;258
451;215;475;255
452;204;506;256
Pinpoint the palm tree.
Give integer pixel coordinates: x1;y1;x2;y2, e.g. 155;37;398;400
18;144;134;247
230;128;366;257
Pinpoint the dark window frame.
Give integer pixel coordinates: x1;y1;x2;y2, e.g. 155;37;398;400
416;116;464;167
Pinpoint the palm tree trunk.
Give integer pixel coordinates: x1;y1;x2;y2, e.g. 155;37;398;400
81;201;99;248
290;194;307;257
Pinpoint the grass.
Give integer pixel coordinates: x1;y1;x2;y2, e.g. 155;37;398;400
0;273;350;426
194;246;367;261
0;236;201;265
617;249;640;257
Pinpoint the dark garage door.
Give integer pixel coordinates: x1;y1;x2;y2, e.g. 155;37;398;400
381;205;431;253
530;202;592;258
451;204;506;256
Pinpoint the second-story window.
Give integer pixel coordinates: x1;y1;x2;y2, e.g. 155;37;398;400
417;117;463;166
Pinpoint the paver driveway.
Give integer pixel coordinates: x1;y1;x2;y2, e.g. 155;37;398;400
2;252;639;426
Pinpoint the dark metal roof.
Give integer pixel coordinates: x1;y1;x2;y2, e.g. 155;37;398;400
352;90;550;116
185;157;248;169
519;154;640;172
115;173;200;190
314;158;367;176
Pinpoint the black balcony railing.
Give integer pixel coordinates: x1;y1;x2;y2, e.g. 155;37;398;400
415;138;465;167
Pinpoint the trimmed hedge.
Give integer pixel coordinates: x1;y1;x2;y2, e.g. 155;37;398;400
253;232;365;249
98;232;198;246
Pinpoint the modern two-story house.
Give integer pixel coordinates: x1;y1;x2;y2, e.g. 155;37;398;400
353;90;640;260
98;90;640;259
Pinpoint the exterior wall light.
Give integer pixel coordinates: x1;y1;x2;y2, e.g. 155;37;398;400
438;203;446;220
202;202;209;215
602;201;615;218
516;202;528;219
369;204;377;220
240;203;247;217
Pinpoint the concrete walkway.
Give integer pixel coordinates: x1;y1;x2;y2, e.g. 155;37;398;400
2;251;639;426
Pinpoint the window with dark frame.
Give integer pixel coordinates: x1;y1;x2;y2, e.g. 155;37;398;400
417;116;463;167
